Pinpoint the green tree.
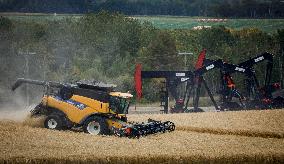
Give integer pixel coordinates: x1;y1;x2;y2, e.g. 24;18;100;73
142;31;181;70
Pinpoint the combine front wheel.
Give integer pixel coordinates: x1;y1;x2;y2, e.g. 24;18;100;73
83;117;109;135
44;115;64;130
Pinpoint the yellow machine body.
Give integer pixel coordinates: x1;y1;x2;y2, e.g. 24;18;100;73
41;92;132;129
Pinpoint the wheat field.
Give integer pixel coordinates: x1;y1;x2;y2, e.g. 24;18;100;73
0;109;284;163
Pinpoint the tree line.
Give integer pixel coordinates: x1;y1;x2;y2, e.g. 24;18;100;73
0;0;284;18
0;12;283;105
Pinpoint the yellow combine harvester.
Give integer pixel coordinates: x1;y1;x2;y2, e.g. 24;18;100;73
12;78;175;137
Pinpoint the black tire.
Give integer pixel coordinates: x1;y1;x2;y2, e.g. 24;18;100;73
44;115;65;130
83;116;110;135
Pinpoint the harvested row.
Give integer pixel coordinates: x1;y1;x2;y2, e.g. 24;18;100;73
176;126;284;139
128;109;284;138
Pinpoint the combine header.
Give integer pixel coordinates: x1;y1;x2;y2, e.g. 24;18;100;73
12;78;175;138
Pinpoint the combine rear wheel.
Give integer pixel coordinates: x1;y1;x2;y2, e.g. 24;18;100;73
83;117;109;135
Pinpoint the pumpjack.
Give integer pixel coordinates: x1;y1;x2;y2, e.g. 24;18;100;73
222;52;284;109
135;50;284;112
12;78;175;137
204;52;284;110
135;49;222;113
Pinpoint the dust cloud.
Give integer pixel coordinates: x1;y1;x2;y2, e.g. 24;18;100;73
0;87;38;123
0;105;33;122
0;101;45;127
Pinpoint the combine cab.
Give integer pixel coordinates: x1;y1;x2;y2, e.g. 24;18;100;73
12;78;175;138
